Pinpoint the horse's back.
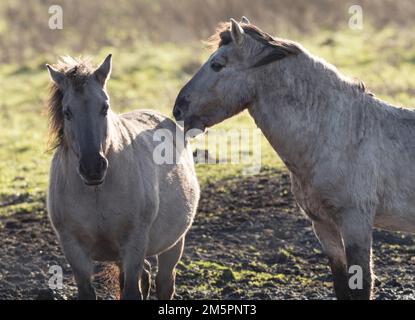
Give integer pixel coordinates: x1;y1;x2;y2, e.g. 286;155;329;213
120;109;177;132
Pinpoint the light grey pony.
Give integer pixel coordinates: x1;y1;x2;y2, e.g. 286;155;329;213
173;17;415;300
46;55;200;300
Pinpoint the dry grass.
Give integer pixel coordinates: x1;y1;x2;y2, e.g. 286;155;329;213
1;0;415;63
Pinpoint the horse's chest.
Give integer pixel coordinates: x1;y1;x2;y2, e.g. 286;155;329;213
72;212;135;261
290;175;326;221
60;198;139;260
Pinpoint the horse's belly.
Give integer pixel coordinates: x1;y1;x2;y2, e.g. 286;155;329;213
146;202;196;256
146;168;199;256
375;205;415;233
146;215;192;256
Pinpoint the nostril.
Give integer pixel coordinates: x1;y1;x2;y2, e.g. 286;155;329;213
99;157;108;172
173;95;190;120
79;162;87;175
173;106;182;120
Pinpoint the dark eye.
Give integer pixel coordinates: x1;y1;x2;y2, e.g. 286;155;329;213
63;108;72;120
101;103;109;116
211;61;224;72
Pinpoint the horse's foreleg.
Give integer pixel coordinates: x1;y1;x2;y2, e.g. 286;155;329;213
156;237;184;300
312;221;349;299
118;259;151;299
61;238;96;300
120;235;148;300
340;210;374;300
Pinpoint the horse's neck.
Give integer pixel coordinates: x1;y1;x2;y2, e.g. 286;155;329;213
248;97;318;174
248;57;369;175
106;112;128;154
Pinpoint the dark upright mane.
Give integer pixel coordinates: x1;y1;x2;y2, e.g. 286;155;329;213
206;22;302;67
207;22;369;93
46;56;94;150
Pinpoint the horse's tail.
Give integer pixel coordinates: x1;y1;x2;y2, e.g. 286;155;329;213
95;260;153;299
95;263;121;299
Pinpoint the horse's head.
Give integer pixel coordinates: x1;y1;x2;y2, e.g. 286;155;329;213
46;54;113;186
173;17;301;134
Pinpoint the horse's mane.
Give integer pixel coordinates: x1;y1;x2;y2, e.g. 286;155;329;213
46;56;95;150
206;22;302;60
206;22;370;95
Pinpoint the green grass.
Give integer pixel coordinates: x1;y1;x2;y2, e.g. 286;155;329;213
1;26;415;217
177;257;331;297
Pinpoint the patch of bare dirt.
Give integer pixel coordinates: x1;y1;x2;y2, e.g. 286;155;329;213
1;168;414;299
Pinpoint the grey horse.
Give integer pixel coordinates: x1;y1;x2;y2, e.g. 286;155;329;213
46;55;199;299
173;17;415;299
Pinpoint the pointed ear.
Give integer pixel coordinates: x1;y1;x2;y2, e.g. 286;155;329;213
230;18;245;47
46;64;66;88
94;54;112;86
240;16;250;24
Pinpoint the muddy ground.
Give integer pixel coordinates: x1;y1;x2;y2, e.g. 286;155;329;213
1;168;415;300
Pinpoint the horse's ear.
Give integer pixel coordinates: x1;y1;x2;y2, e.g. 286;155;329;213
46;64;66;88
240;16;250;24
230;18;245;47
94;54;112;86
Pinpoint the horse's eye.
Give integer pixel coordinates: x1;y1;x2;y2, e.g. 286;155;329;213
211;62;224;72
101;104;109;116
63;108;72;120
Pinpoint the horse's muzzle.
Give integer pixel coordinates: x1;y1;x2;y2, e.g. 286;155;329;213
78;155;108;186
173;95;190;122
173;95;207;136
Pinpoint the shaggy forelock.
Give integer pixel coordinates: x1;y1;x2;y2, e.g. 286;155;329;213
46;56;95;150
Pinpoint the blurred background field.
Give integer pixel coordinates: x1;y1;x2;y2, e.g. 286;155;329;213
1;0;415;216
1;0;415;300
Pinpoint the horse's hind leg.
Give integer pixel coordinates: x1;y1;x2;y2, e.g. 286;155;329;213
313;220;348;299
156;237;184;300
61;238;96;300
